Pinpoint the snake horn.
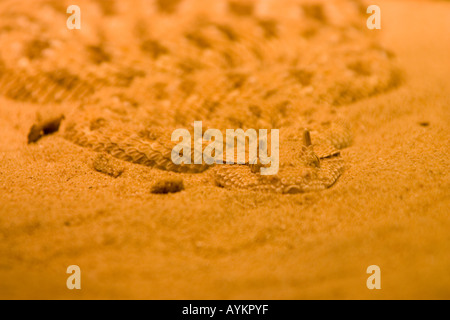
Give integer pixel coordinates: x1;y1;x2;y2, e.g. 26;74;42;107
303;129;312;147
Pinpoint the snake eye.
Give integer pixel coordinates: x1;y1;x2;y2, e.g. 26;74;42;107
304;154;320;168
302;146;320;168
312;154;320;168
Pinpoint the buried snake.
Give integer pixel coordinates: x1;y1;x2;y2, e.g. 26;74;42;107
0;0;400;193
29;115;352;194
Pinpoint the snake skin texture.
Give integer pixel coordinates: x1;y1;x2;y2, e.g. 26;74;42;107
0;0;401;193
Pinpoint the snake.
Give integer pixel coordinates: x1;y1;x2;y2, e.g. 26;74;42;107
0;0;401;193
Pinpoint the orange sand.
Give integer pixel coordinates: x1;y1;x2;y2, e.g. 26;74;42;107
0;0;449;299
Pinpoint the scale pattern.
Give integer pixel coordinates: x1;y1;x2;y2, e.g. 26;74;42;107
0;0;401;193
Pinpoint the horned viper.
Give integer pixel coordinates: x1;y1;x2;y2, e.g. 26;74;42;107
0;0;401;193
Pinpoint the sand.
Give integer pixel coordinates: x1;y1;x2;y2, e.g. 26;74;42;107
0;0;449;299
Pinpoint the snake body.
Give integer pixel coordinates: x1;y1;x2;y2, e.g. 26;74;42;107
0;0;401;193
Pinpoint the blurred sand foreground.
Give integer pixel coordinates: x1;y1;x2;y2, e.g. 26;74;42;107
0;0;449;299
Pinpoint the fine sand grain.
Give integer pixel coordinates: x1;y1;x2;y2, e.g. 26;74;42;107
0;0;449;299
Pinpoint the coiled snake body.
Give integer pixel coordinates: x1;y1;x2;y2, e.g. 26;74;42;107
0;0;401;193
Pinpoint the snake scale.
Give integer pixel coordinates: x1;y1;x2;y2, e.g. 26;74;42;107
0;0;401;193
